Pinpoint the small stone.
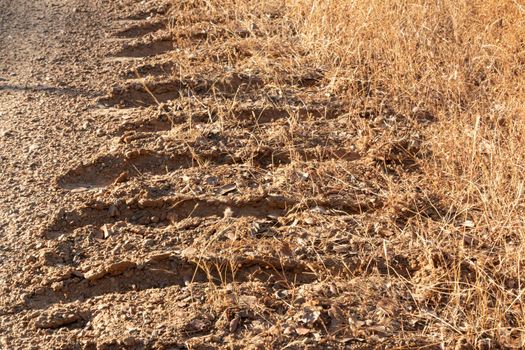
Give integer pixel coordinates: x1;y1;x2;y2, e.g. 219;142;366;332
462;220;475;228
106;261;136;276
229;314;241;333
181;246;197;258
304;217;314;225
266;213;279;220
101;224;113;239
298;171;309;180
34;312;80;329
113;171;129;184
295;327;311;336
71;187;88;193
311;206;327;214
223;207;233;218
84;269;106;281
219;183;237;195
138;198;164;208
297;307;321;325
205;176;219;185
283;326;294;335
108;205;120;217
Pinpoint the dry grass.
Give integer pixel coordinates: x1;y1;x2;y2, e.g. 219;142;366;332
168;0;525;347
287;0;525;346
287;0;525;342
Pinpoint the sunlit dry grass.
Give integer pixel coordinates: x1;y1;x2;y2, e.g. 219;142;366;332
169;0;525;347
285;0;525;346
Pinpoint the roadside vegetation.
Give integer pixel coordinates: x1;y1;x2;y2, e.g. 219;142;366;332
170;0;525;347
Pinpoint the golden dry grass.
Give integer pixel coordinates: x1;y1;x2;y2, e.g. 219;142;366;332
288;0;525;344
168;0;525;347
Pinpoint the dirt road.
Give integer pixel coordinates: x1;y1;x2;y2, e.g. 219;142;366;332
0;0;182;347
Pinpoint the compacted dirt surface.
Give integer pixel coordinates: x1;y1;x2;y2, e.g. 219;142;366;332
1;0;454;349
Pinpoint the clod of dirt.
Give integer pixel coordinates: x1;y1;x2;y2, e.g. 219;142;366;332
34;310;83;330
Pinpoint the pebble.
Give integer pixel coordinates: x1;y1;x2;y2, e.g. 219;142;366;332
223;207;233;218
462;220;475;228
205;176;219;185
138;198;164;208
34;312;80;329
229;314;241;333
113;171;129;184
84;269;106;282
101;224;113;239
71;187;88;193
108;205;120;217
106;261;136;276
219;183;237;195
